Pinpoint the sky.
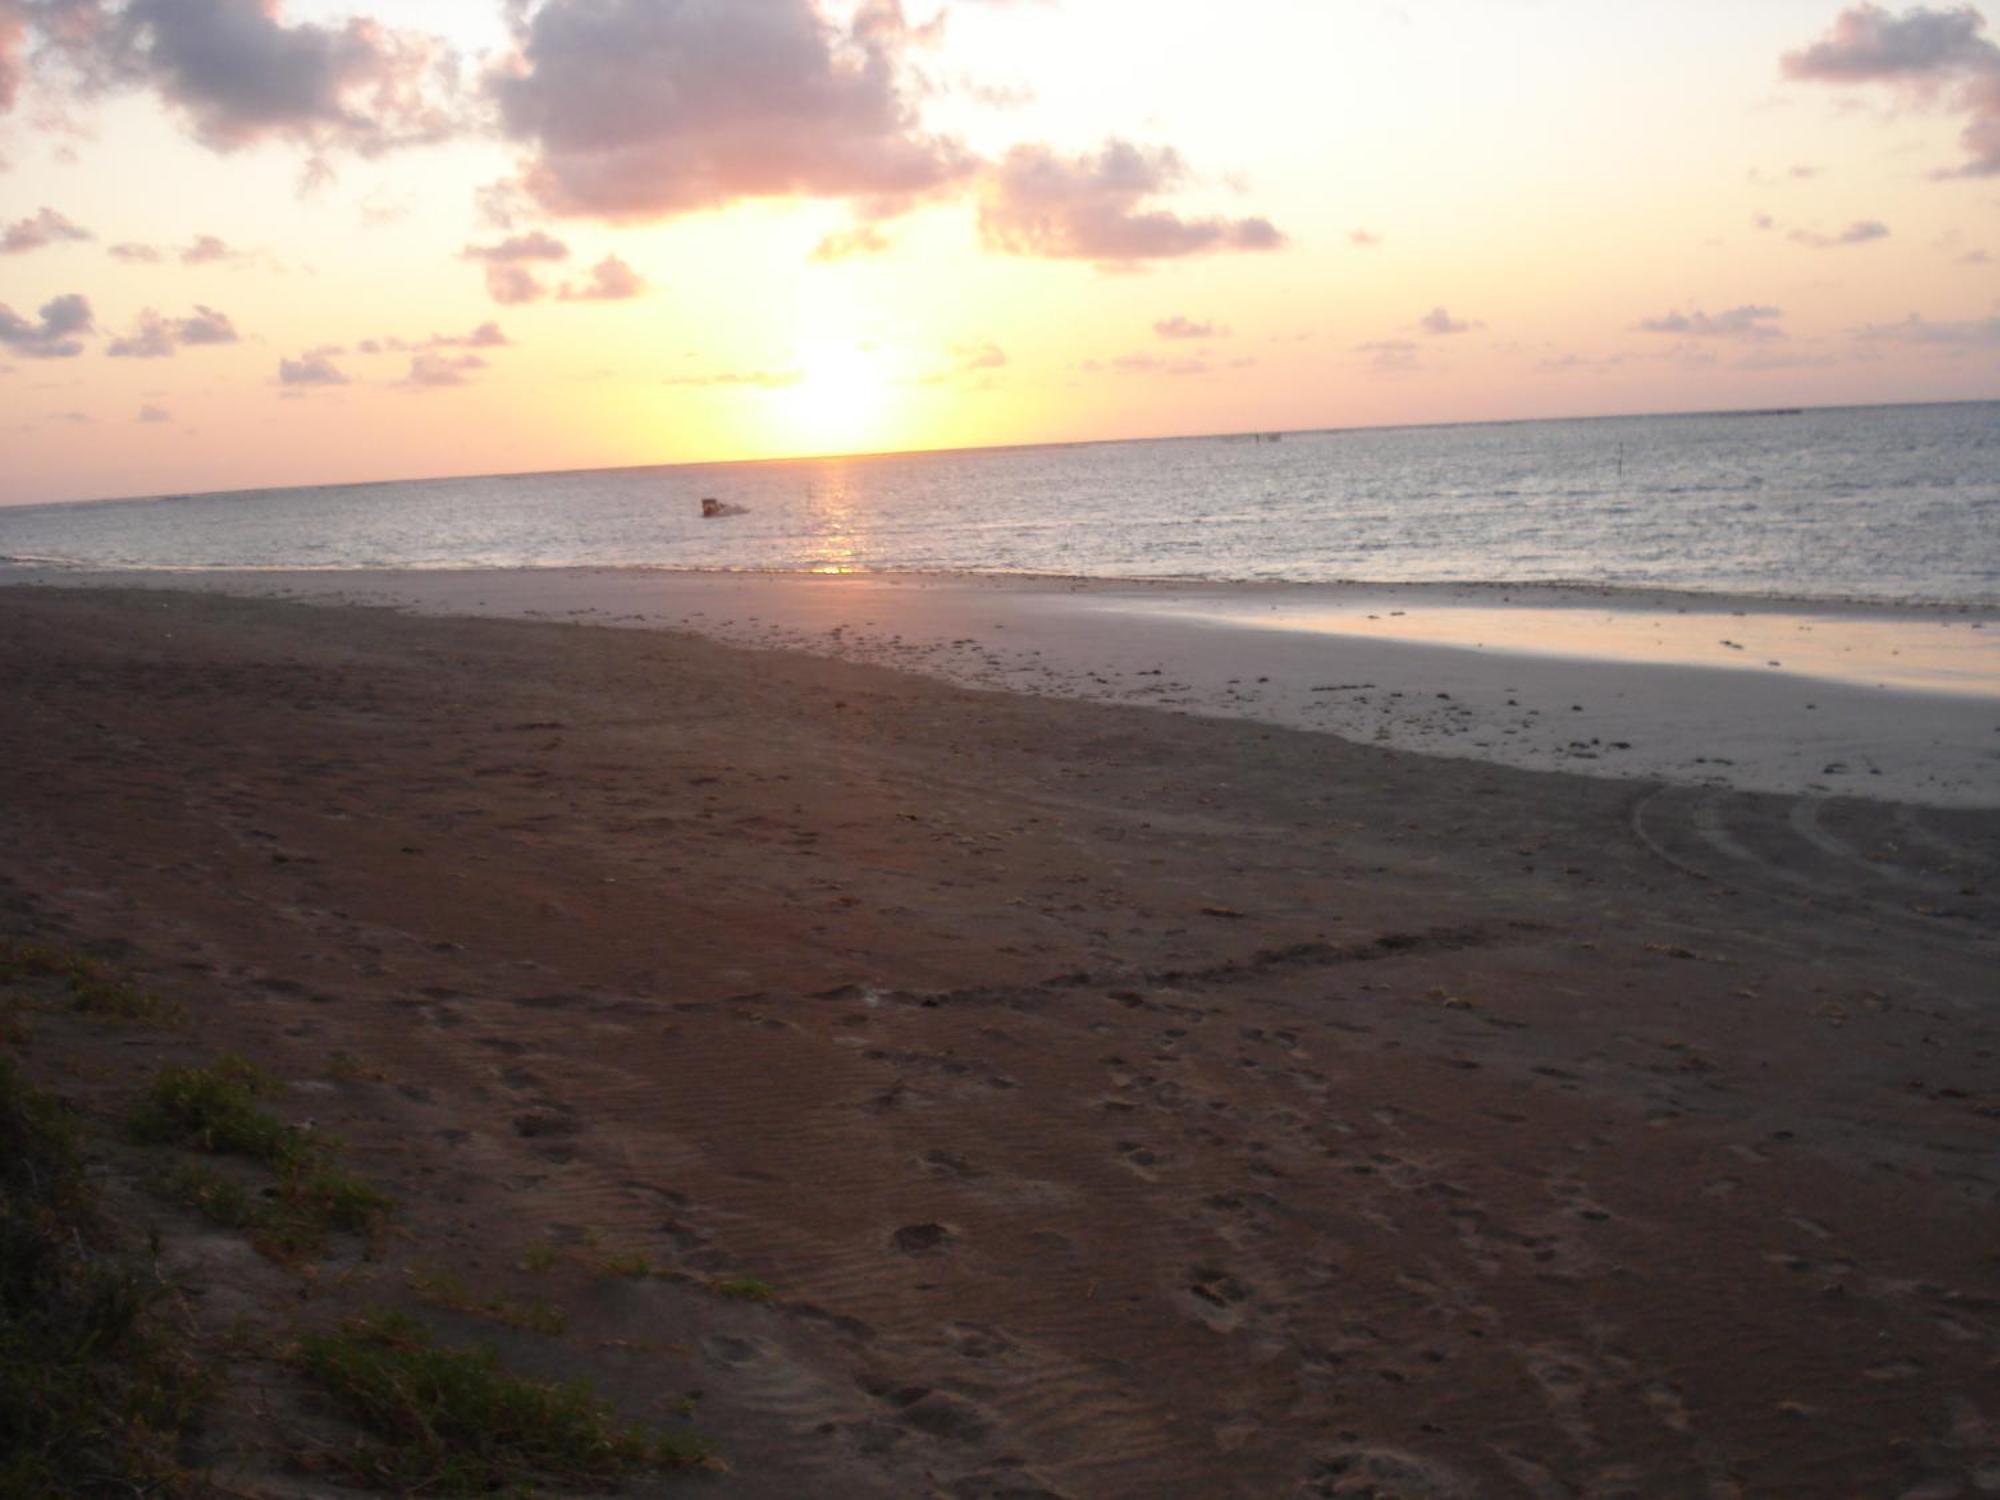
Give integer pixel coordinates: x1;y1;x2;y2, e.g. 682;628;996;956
1;0;1997;506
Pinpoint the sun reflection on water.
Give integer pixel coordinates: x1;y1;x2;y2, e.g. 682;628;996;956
803;463;864;573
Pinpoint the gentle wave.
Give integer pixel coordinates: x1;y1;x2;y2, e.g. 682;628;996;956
6;557;1991;616
2;400;1995;607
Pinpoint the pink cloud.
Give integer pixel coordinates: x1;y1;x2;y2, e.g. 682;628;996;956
493;0;971;220
908;339;1007;384
979;139;1283;264
1789;218;1891;247
101;0;461;157
558;252;645;301
180;232;236;264
402;351;485;387
278;347;346;385
0;1;24;115
1854;311;2000;344
665;366;804;389
1783;5;2000;178
463;231;569;304
2;206;91;254
1154;315;1227;340
0;292;92;357
1636;305;1786;340
1418;307;1479;336
810;224;892;262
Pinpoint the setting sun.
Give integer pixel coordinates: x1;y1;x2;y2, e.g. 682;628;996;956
775;341;897;454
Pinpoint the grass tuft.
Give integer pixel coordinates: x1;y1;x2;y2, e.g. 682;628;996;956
324;1049;386;1082
0;937;186;1027
408;1266;568;1336
138;1058;391;1261
0;1057;205;1495
598;1250;653;1280
161;1159;393;1261
290;1162;394;1237
129;1055;303;1169
296;1311;707;1493
713;1276;776;1304
159;1162;263;1233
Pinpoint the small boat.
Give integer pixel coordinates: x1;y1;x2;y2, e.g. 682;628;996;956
700;497;747;519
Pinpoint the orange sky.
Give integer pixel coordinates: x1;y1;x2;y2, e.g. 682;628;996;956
1;0;1996;505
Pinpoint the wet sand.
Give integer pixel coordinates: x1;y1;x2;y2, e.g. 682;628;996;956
2;584;1997;1498
10;566;1995;806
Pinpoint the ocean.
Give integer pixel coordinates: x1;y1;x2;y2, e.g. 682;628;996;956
3;401;1995;606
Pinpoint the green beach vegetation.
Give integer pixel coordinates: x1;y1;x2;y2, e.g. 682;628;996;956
0;1057;207;1496
295;1310;710;1493
131;1055;393;1261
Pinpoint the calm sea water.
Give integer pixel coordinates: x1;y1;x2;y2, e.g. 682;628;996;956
3;402;1995;605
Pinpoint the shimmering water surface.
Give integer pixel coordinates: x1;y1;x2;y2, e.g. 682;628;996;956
3;401;1995;605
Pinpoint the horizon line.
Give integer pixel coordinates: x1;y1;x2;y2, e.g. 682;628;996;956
9;393;1996;514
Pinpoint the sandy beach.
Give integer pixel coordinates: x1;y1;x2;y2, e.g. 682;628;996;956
2;580;1997;1497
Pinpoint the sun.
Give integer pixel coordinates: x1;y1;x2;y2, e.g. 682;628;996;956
776;340;894;453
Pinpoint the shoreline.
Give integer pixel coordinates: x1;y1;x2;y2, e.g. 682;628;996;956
6;558;1997;616
8;565;1997;807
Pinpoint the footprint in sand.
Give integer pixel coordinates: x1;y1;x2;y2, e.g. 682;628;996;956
944;1321;1015;1362
1114;1140;1167;1177
920;1148;982;1179
1184;1264;1254;1331
1643;1379;1692;1432
856;1375;996;1444
699;1332;765;1368
1518;1345;1600;1448
892;1221;957;1256
1304;1447;1474;1498
897;1389;993;1443
946;1466;1070;1499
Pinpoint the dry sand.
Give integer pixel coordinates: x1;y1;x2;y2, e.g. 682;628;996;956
2;583;1997;1498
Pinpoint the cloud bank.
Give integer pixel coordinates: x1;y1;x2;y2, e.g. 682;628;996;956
96;0;461;157
106;302;237;355
1636;305;1786;340
1855;311;2000;344
493;0;971;220
1784;4;2000;178
9;1;1285;282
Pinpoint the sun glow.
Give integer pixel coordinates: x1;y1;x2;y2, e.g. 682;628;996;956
777;340;897;454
